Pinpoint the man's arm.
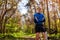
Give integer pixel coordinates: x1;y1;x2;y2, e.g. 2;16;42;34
35;16;38;22
42;17;45;22
42;14;45;22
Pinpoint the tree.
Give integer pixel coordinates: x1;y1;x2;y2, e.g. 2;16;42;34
0;0;18;33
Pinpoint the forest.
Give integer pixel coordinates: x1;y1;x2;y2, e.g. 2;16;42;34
0;0;60;40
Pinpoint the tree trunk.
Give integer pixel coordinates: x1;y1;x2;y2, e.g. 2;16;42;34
46;0;51;33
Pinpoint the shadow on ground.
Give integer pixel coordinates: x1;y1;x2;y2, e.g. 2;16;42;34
0;35;60;40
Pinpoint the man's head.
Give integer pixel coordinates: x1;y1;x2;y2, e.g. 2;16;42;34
36;7;42;13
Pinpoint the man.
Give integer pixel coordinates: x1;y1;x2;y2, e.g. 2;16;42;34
34;7;48;40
